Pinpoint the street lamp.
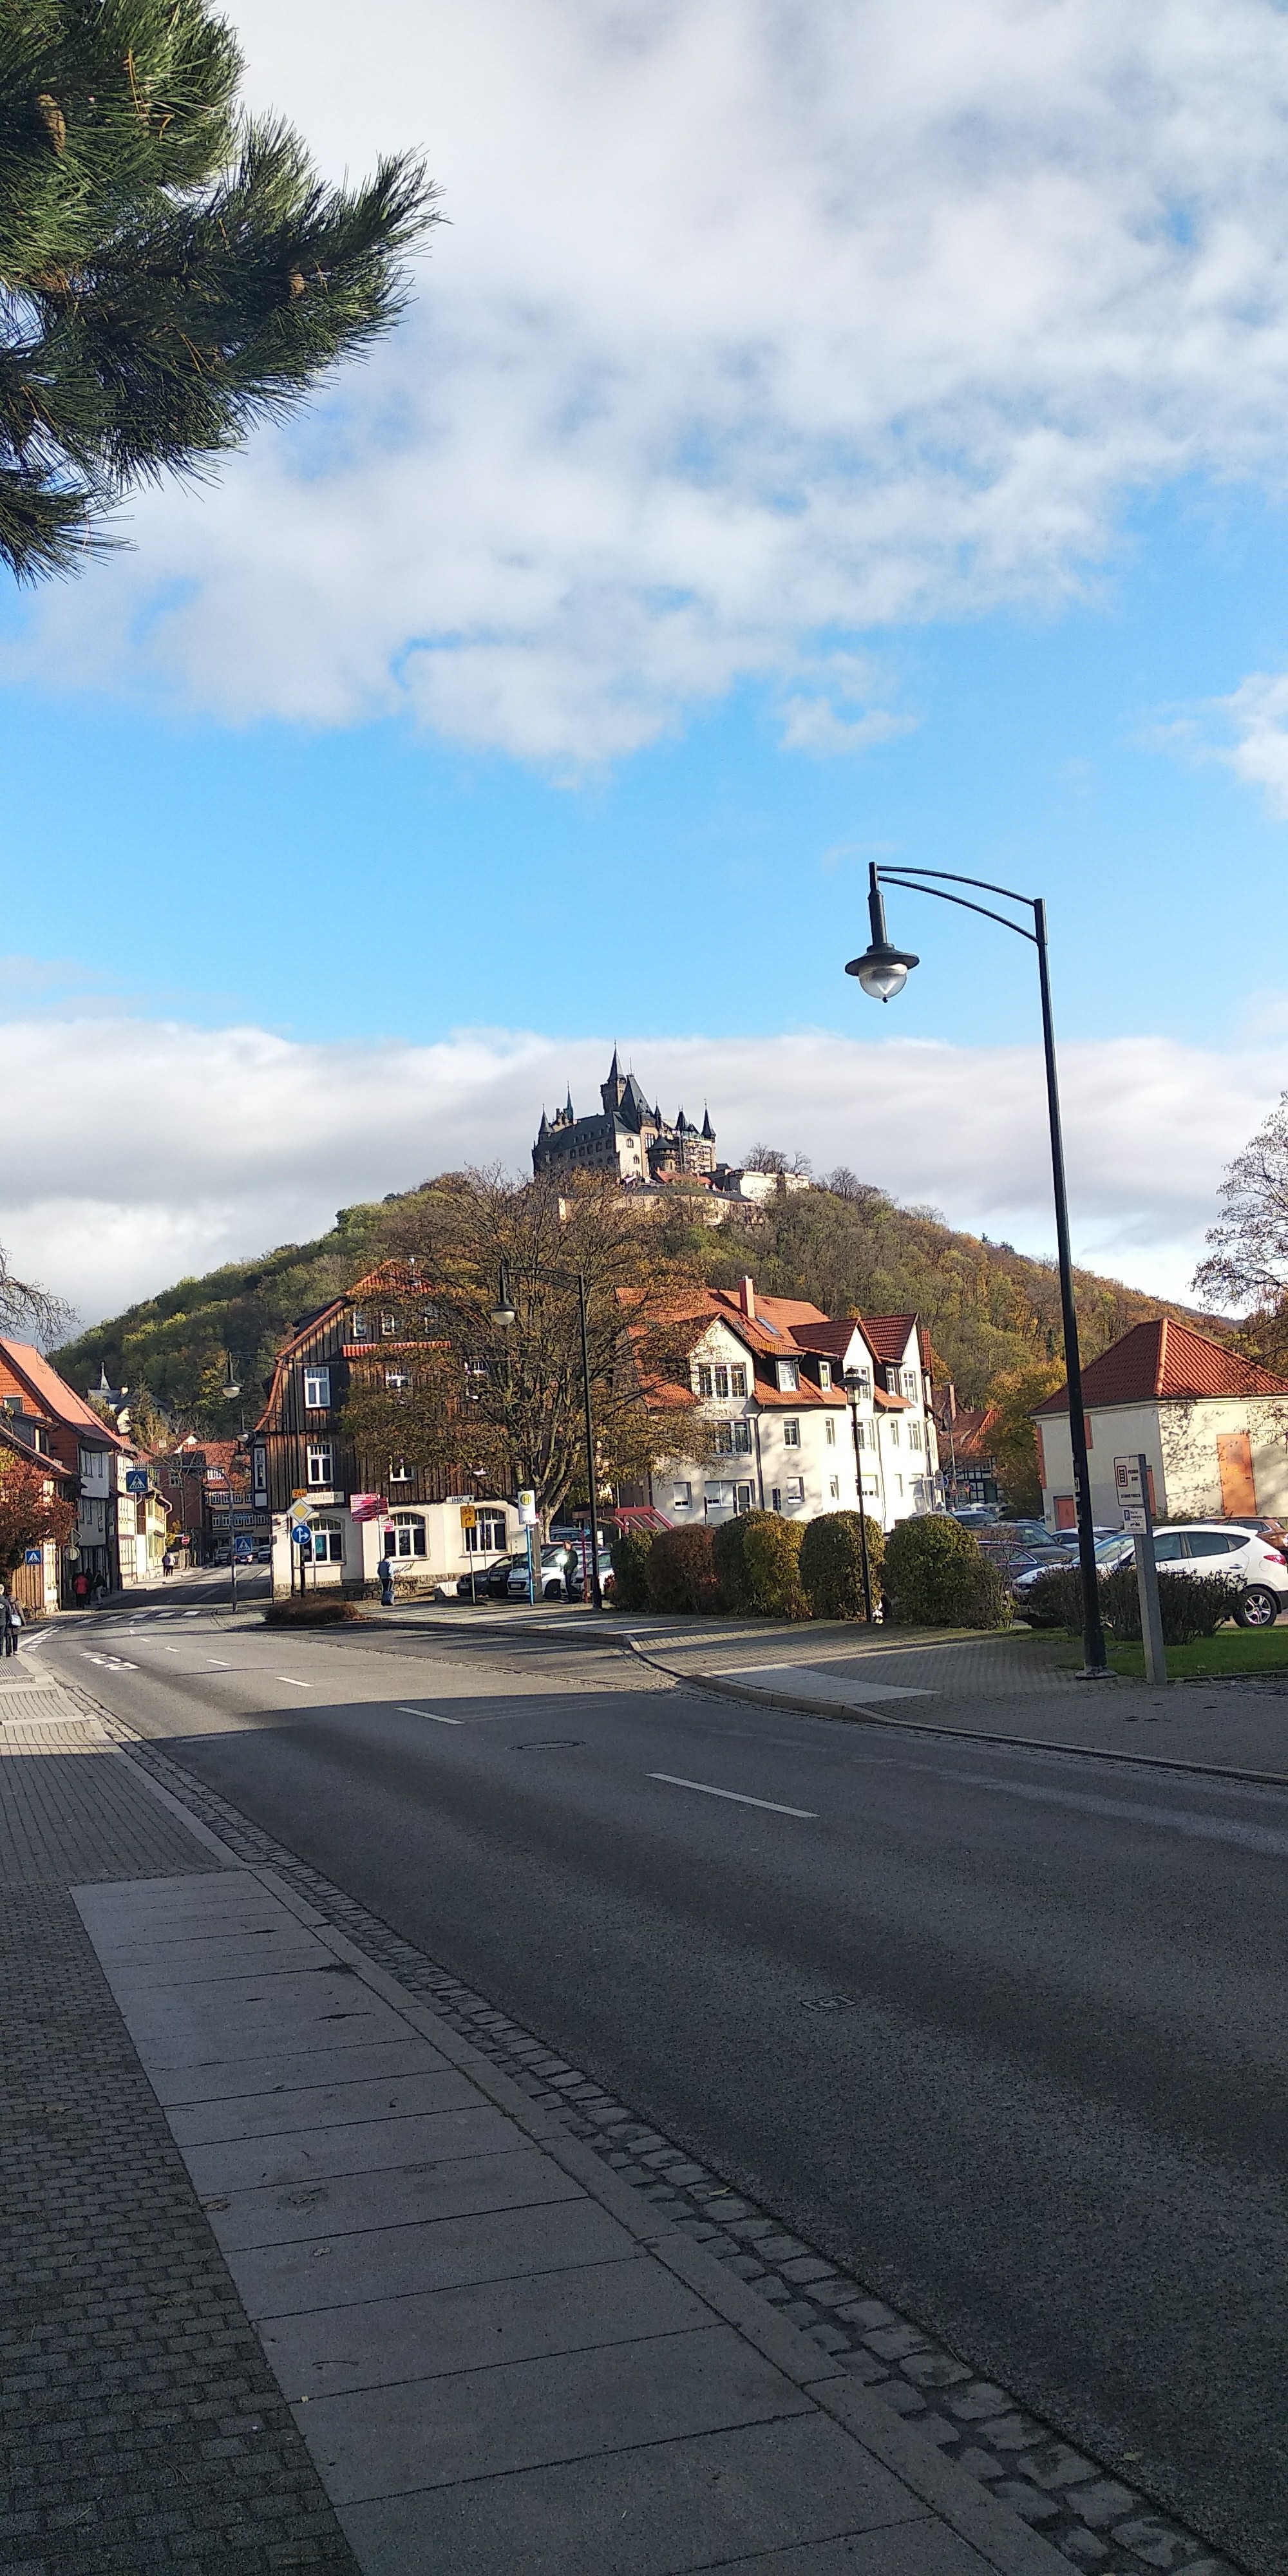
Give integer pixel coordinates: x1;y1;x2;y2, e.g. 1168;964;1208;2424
846;860;1107;1677
222;1365;242;1612
842;1368;876;1624
489;1260;605;1611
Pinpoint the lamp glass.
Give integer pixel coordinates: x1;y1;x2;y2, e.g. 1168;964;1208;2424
489;1303;516;1328
857;949;909;1001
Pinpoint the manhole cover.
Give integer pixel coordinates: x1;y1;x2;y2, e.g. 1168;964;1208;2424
512;1738;584;1750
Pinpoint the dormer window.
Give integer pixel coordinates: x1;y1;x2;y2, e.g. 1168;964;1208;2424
776;1358;799;1393
818;1361;831;1389
886;1365;901;1394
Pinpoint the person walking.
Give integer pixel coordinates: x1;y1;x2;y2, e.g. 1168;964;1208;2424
162;1549;175;1578
0;1589;22;1656
377;1551;395;1608
73;1568;90;1609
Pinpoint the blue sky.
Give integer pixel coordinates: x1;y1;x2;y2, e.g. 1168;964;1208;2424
6;0;1288;1325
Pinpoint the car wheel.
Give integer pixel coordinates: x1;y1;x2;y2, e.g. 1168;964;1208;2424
1235;1584;1280;1629
543;1580;563;1600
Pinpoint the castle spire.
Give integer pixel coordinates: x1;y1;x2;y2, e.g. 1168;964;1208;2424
701;1103;714;1141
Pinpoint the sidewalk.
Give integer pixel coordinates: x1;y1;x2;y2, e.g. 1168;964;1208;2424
0;1663;1070;2576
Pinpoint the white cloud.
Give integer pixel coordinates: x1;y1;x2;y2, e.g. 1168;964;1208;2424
7;1;1288;758
0;1010;1274;1325
1206;667;1288;816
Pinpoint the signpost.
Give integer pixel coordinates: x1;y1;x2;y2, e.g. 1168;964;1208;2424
460;1503;478;1605
516;1490;539;1605
1115;1454;1167;1689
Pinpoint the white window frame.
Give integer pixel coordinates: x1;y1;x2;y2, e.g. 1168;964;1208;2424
784;1476;805;1504
310;1518;343;1564
306;1443;333;1486
909;1421;923;1450
388;1457;413;1484
384;1367;410;1392
465;1510;506;1553
777;1358;800;1392
388;1513;427;1558
825;1417;836;1446
303;1367;330;1410
730;1364;748;1397
671;1482;692;1509
904;1369;918;1400
696;1363;713;1397
714;1364;730;1399
828;1476;840;1500
782;1418;800;1448
887;1420;900;1446
818;1360;832;1389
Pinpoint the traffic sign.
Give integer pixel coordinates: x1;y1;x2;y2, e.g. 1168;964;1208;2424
1114;1457;1143;1505
125;1468;149;1495
292;1487;310;1500
459;1504;477;1530
23;1548;41;1564
290;1525;312;1552
1121;1504;1148;1533
517;1488;538;1528
289;1498;313;1527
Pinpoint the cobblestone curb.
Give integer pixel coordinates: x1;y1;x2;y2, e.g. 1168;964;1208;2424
97;1704;1242;2576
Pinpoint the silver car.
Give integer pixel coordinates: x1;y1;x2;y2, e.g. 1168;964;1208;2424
1027;1522;1288;1630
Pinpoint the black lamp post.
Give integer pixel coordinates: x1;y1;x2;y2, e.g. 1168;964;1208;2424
842;1367;875;1624
489;1262;605;1613
222;1363;241;1611
846;861;1107;1678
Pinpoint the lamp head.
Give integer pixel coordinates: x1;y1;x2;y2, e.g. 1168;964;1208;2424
489;1261;516;1329
845;940;919;1003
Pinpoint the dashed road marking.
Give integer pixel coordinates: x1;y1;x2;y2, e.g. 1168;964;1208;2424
648;1772;816;1819
397;1705;462;1724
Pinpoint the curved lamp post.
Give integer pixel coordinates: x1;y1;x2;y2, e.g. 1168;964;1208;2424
490;1262;605;1612
222;1365;241;1612
846;862;1107;1678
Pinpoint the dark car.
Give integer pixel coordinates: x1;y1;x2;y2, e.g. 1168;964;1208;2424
455;1555;519;1600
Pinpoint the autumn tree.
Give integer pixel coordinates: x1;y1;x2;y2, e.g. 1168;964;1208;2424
1;0;436;578
0;1446;75;1575
342;1173;706;1527
1193;1096;1288;1368
981;1358;1066;1514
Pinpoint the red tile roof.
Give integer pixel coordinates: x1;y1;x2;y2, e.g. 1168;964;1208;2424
1032;1318;1288;1413
0;1340;126;1441
860;1314;920;1362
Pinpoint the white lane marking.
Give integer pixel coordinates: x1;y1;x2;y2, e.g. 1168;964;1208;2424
940;1765;1288;1859
397;1704;462;1725
649;1772;816;1819
79;1653;138;1672
276;1676;311;1687
204;1659;231;1669
24;1632;48;1650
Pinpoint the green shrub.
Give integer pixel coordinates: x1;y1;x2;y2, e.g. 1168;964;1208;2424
883;1513;1009;1627
644;1524;720;1613
712;1510;808;1617
1020;1563;1238;1645
609;1526;655;1611
799;1512;885;1620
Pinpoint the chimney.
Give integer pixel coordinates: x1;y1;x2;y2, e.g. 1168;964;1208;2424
739;1275;755;1321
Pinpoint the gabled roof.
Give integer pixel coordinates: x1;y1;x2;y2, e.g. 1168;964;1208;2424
860;1314;920;1363
1032;1317;1288;1414
0;1340;126;1444
790;1317;873;1364
0;1414;76;1484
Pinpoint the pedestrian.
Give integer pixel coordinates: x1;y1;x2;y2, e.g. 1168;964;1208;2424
73;1569;90;1609
0;1589;19;1656
162;1549;175;1578
377;1552;395;1608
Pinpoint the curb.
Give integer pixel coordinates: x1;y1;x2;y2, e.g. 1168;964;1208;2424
637;1650;1288;1790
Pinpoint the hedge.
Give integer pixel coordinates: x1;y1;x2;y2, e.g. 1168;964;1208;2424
644;1524;721;1613
883;1514;1012;1629
798;1512;885;1620
711;1510;808;1618
609;1526;655;1611
1021;1563;1238;1645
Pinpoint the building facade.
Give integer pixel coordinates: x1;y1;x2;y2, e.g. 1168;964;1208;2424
533;1052;717;1186
0;1337;137;1596
254;1263;520;1596
1031;1318;1288;1528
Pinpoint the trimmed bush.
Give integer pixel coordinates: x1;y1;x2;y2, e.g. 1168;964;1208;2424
1021;1563;1239;1645
644;1524;720;1613
711;1510;808;1618
799;1512;885;1621
609;1526;655;1611
263;1595;360;1625
884;1513;1010;1629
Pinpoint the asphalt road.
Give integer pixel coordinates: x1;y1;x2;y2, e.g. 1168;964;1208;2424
42;1600;1288;2571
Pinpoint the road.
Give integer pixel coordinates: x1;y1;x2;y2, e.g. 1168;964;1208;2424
41;1589;1287;2571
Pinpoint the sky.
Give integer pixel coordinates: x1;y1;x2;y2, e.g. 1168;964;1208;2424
7;0;1288;1328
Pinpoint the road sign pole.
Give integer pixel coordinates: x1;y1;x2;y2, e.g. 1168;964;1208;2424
1123;1451;1168;1690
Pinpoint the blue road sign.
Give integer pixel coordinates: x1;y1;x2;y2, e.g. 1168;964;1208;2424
290;1526;312;1552
23;1548;41;1564
125;1469;149;1495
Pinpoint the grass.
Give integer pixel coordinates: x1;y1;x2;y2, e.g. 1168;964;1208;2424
1105;1626;1288;1682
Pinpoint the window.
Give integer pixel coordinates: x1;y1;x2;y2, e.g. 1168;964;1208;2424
465;1511;507;1553
855;1419;868;1450
696;1363;713;1397
714;1365;730;1398
784;1477;805;1504
777;1358;800;1392
855;1367;872;1396
904;1370;918;1400
379;1311;397;1337
384;1367;410;1392
782;1419;800;1447
350;1310;370;1341
1153;1531;1185;1562
730;1364;748;1397
311;1519;343;1564
818;1361;832;1389
886;1365;901;1394
1186;1531;1241;1558
671;1482;692;1509
771;1487;782;1511
825;1418;837;1446
712;1420;752;1455
829;1476;840;1501
303;1367;330;1410
387;1513;427;1558
307;1443;332;1486
888;1421;900;1446
167;1466;182;1489
909;1422;923;1450
389;1457;413;1484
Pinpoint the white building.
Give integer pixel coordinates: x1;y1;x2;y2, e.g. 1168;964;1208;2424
636;1276;938;1531
1031;1317;1288;1528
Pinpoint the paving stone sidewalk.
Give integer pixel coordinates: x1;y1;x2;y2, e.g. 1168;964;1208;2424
0;1669;1070;2576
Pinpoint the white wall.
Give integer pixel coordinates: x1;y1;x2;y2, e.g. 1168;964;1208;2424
1037;1393;1288;1525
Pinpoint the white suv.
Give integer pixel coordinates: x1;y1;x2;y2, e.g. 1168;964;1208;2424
1102;1523;1288;1629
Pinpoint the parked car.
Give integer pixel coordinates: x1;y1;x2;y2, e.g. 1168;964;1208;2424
252;1542;272;1563
1017;1523;1288;1629
507;1544;576;1602
1012;1535;1127;1618
563;1548;616;1600
455;1555;516;1600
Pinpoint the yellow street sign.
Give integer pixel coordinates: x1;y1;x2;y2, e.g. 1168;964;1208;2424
459;1504;477;1529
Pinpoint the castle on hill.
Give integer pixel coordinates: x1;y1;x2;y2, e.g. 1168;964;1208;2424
533;1051;717;1186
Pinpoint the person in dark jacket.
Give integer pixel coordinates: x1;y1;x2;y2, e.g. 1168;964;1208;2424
377;1554;395;1607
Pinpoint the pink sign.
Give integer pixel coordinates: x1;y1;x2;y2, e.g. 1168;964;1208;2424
350;1493;387;1522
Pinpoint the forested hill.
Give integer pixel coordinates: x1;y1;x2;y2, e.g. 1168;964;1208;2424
52;1175;1209;1435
